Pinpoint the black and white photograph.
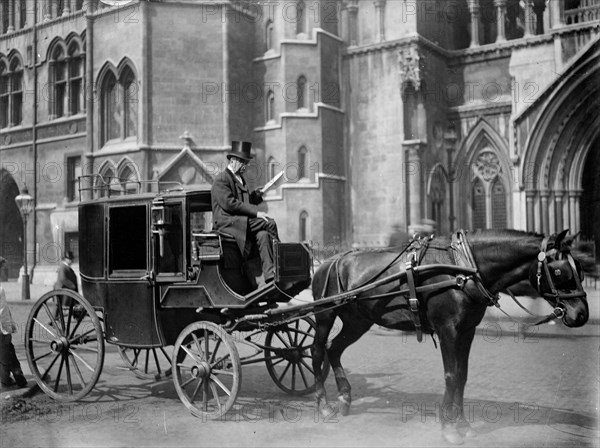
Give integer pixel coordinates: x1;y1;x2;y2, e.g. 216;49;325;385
0;0;598;446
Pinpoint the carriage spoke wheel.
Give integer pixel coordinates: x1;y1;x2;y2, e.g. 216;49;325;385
25;289;105;402
265;316;330;396
118;346;173;381
172;322;241;419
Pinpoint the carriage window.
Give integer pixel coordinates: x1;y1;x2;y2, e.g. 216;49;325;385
109;205;147;274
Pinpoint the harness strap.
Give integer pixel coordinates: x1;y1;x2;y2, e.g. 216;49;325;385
405;257;423;342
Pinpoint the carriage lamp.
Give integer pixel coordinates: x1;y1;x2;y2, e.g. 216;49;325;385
151;198;171;257
15;186;34;301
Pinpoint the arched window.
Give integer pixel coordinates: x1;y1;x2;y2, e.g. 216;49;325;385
0;61;9;128
98;164;117;197
265;19;274;52
19;0;27;28
299;211;309;241
101;71;119;144
403;83;417;140
122;67;138;138
268;157;277;181
297;75;306;110
296;0;306;35
297;146;308;180
0;55;23;128
100;64;138;146
266;89;275;123
10;57;23;126
119;163;139;194
472;178;486;231
51;46;67;118
68;42;83;115
50;40;85;118
491;178;507;229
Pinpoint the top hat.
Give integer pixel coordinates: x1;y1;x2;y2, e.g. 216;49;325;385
227;141;253;162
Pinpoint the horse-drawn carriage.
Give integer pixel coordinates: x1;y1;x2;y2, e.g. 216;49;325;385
25;177;329;418
25;175;590;443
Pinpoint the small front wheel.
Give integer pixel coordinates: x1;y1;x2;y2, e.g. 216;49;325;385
25;289;105;401
172;322;241;419
118;346;172;381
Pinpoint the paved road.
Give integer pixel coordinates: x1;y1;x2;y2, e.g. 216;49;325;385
1;293;598;448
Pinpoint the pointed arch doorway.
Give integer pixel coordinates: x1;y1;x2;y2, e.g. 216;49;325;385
581;136;600;259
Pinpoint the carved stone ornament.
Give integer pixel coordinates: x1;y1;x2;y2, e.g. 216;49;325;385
473;150;501;182
398;47;421;90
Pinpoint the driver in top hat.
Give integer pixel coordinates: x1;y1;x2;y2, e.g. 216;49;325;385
211;141;280;283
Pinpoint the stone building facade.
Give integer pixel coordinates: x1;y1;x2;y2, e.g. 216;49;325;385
0;0;598;284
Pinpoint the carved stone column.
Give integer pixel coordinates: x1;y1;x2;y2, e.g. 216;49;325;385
444;128;458;231
51;0;58;20
554;190;565;231
374;0;386;43
494;0;507;42
540;190;550;234
526;190;536;232
63;0;71;16
523;0;535;37
532;0;546;35
404;141;426;229
467;0;480;47
346;0;359;46
8;0;15;32
71;0;78;13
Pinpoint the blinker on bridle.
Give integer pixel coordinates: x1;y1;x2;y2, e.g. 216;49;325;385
536;236;587;319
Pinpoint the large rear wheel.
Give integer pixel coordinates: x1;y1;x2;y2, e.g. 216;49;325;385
264;316;330;396
25;289;105;401
172;321;241;419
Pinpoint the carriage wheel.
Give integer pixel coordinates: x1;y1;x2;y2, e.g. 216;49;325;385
118;346;173;381
25;289;105;402
172;322;241;419
264;316;330;396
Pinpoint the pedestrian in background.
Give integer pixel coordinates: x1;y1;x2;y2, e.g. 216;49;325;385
0;257;27;389
55;251;78;293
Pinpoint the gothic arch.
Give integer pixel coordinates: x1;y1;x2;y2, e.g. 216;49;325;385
516;38;600;234
426;163;450;234
456;118;512;229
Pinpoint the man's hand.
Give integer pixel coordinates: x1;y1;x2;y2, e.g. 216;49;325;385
257;211;272;222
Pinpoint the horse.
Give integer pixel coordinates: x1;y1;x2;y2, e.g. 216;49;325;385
310;229;589;445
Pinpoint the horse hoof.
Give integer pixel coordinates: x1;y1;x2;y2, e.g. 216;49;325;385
442;429;464;445
320;403;336;420
337;396;351;416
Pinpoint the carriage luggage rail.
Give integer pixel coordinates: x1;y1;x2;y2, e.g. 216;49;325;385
77;174;185;200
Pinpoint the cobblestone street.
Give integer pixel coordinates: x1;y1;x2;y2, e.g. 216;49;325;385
1;283;598;447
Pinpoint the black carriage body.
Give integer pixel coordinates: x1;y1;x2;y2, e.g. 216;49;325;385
78;188;311;348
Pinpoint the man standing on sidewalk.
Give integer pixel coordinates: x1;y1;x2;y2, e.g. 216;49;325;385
0;257;27;389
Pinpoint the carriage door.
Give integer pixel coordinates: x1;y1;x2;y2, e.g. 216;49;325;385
152;199;186;283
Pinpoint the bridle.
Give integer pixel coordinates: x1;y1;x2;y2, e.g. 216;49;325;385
534;236;587;321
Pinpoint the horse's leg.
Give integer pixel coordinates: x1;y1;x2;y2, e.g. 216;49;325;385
312;311;336;418
454;326;477;438
327;314;372;416
437;325;464;445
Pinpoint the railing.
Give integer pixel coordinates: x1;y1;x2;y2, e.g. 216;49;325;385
77;174;184;201
564;0;600;25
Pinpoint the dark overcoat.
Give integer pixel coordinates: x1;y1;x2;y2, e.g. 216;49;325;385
54;262;78;292
211;169;263;254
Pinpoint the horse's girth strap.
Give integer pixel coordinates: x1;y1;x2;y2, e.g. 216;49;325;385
405;259;423;343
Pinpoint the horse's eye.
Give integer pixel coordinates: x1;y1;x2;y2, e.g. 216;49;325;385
554;269;561;277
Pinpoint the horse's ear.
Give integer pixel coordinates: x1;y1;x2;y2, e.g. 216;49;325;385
554;229;570;248
562;231;580;249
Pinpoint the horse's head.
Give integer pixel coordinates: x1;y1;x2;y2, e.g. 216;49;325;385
528;229;589;327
